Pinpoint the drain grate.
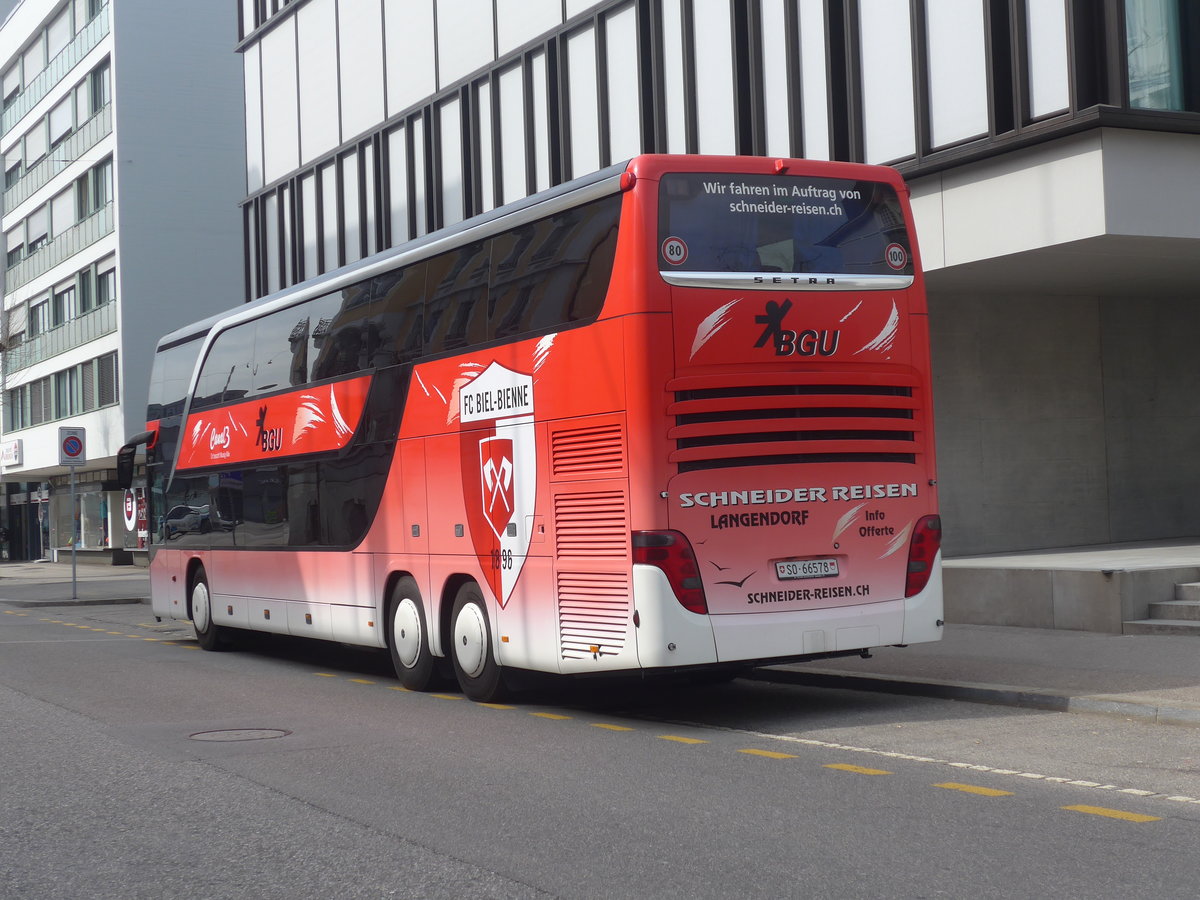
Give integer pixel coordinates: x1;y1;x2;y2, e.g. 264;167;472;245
189;728;291;742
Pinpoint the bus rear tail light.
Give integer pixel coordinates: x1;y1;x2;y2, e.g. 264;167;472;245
904;515;942;597
632;530;708;614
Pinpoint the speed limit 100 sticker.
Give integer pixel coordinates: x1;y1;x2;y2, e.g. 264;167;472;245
885;243;908;270
661;236;688;266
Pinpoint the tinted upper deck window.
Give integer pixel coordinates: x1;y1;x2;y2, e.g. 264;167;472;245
658;173;912;277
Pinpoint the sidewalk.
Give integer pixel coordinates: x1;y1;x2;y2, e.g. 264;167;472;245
2;561;1198;725
760;624;1200;727
0;560;150;606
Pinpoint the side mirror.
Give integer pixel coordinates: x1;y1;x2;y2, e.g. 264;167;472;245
117;430;155;489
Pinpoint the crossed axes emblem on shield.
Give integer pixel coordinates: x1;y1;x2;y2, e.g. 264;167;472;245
480;437;515;539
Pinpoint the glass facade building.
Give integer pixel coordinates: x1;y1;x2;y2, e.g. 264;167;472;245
0;0;245;561
236;0;1200;562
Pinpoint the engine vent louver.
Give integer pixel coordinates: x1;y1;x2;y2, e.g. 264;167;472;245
553;491;627;558
557;571;630;659
551;422;625;477
668;372;923;473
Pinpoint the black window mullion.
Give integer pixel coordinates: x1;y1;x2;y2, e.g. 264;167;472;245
911;0;930;161
827;0;856;162
733;0;762;156
522;54;536;196
276;186;288;287
404;115;418;240
358;141;370;260
642;0;667;153
544;37;563;186
421;107;436;235
784;0;803;157
1012;0;1032;126
431;103;445;231
681;0;698;154
986;0;1015;136
557;33;575;180
488;72;502;210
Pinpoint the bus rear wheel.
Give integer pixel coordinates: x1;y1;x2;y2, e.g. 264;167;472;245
190;568;227;652
450;581;506;702
387;576;436;691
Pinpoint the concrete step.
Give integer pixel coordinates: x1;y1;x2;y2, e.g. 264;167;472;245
1175;582;1200;602
1123;618;1200;636
1150;599;1200;621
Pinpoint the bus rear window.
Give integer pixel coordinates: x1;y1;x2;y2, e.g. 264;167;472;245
658;172;912;277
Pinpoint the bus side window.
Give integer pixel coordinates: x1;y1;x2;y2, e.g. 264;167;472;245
425;241;489;355
194;324;255;408
240;466;289;548
319;444;390;546
488;195;620;340
374;264;425;365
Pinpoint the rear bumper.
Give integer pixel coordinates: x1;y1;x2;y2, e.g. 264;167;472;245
633;555;943;668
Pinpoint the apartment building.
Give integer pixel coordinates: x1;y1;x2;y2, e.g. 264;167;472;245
234;0;1200;561
0;0;244;561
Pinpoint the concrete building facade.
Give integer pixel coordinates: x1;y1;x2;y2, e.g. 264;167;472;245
0;0;245;561
235;0;1200;566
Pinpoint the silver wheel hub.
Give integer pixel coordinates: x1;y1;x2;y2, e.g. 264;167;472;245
392;597;422;668
453;602;488;679
192;581;211;635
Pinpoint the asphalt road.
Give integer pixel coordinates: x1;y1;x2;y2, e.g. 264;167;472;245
2;603;1199;900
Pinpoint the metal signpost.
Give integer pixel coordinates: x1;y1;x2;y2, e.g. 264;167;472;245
58;427;86;600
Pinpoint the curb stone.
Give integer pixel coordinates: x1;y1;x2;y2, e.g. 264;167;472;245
747;666;1200;728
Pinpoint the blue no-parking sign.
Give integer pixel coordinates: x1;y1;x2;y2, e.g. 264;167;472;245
58;427;86;467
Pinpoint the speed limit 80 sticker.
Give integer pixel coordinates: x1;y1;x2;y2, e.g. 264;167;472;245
661;236;688;266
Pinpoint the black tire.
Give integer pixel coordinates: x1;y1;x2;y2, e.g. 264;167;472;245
387;576;437;691
190;568;228;651
449;581;507;702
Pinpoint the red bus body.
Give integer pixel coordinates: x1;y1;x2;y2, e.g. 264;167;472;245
133;155;941;699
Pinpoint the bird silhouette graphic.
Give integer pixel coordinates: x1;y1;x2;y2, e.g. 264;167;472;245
716;571;755;587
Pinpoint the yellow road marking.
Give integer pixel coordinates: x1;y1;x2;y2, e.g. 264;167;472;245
660;735;708;744
531;712;571;720
106;631;123;635
314;672;337;677
1062;805;1160;823
739;748;797;760
349;678;375;685
432;693;464;701
388;685;411;692
826;763;892;776
935;782;1013;797
592;723;634;732
479;702;515;709
160;641;177;645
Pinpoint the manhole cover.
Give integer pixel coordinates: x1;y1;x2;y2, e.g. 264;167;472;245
189;728;291;742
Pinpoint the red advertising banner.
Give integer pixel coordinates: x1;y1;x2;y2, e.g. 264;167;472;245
177;375;372;470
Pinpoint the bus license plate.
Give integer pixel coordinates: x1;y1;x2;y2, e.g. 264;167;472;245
775;558;839;581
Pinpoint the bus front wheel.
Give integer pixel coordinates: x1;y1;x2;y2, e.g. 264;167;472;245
387;576;436;691
190;569;227;652
450;582;506;702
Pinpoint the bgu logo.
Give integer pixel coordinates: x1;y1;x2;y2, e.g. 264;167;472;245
479;437;515;539
754;298;840;357
255;405;284;453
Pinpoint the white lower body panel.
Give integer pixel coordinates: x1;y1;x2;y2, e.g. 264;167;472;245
634;555;944;669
